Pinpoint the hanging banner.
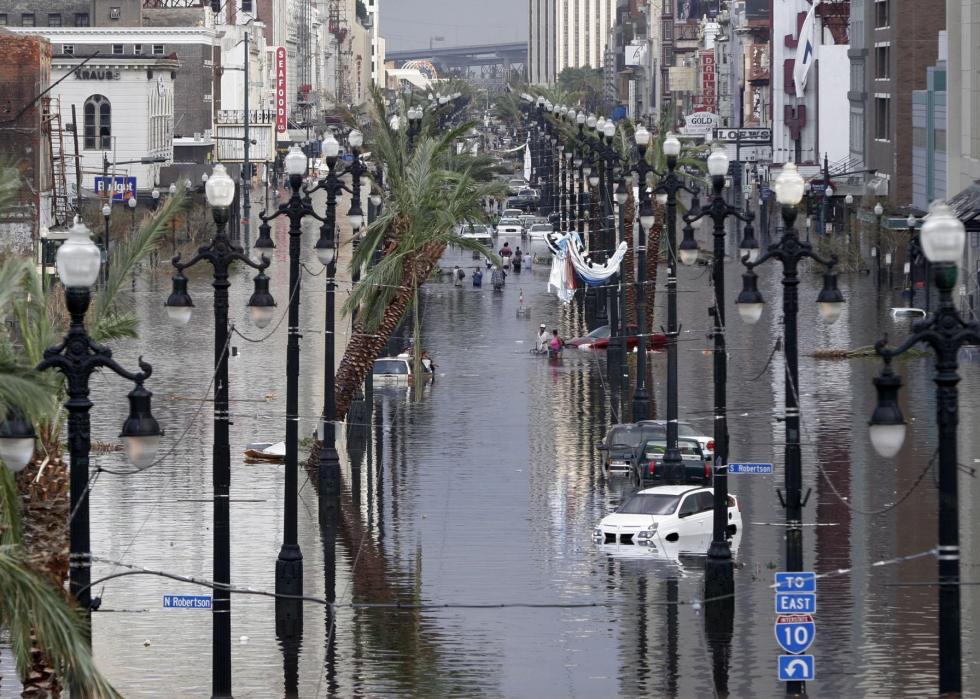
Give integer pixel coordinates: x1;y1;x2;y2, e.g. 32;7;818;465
523;142;532;182
793;1;818;98
275;47;287;134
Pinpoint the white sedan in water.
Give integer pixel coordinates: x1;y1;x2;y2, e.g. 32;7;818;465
593;486;741;556
496;217;524;237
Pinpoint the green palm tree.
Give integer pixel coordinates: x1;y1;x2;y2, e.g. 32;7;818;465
0;161;183;696
332;91;506;415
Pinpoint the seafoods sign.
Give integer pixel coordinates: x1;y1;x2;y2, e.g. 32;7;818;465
275;47;287;134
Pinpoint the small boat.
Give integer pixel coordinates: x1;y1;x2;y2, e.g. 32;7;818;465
244;441;286;462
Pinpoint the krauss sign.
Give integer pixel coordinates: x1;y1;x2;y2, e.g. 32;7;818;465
275;47;287;134
73;68;121;80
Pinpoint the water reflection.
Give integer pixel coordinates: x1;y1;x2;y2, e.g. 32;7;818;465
78;233;979;697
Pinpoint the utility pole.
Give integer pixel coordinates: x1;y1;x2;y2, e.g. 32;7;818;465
242;29;251;231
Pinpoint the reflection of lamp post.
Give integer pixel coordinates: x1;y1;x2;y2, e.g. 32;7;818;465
166;163;274;698
33;220;163;626
736;162;843;698
869;203;977;698
101;203;111;279
168;183;178;254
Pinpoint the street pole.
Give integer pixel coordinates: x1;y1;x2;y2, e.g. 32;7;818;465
32;220;162;638
653;134;689;484
257;146;317;599
165;164;273;698
737;162;844;698
681;142;754;597
242;29;251;231
869;203;976;697
632;128;654;420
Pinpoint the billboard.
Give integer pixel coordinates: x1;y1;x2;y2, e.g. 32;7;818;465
94;176;137;201
676;0;708;22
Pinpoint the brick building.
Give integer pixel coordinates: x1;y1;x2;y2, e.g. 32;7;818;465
0;29;53;252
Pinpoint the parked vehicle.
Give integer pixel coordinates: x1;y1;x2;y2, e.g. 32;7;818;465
593;486;741;555
639;419;714;463
597;422;665;475
630;437;711;487
502;208;525;219
496;217;524;237
372;356;432;385
457;223;494;250
567;325;668;351
507;178;526;194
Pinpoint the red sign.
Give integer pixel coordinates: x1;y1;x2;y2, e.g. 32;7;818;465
275;47;287;134
699;49;716;113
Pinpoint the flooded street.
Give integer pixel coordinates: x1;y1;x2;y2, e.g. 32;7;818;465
80;223;979;698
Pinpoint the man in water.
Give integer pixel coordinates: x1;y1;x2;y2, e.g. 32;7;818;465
535;323;549;352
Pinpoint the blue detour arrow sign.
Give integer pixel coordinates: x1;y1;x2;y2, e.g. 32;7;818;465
778;654;815;681
775;614;815;654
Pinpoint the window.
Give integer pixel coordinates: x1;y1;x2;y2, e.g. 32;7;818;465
875;45;890;79
83;95;111;150
134;44;142;55
112;44;124;55
875;0;889;28
75;13;89;26
109;6;121;19
874;96;891;140
152;44;165;56
22;13;35;26
678;495;699;518
697;491;715;513
0;14;7;25
62;44;74;55
47;13;62;26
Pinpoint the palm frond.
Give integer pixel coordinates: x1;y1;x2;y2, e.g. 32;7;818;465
0;545;122;698
0;467;21;544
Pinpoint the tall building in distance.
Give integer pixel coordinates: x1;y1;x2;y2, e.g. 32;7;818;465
529;0;615;85
529;0;555;85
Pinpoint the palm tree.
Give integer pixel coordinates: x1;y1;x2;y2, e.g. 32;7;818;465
332;93;505;417
0;161;182;696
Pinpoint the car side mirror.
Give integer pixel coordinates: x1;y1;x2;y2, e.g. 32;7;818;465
596;443;607;451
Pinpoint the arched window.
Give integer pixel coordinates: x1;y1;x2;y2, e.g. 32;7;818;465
83;94;111;150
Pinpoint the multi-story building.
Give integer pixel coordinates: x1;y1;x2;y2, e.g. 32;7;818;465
529;0;556;85
363;0;385;86
848;0;946;207
910;35;947;213
0;29;54;251
545;0;616;79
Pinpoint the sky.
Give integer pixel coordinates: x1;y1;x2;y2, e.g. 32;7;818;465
380;0;528;52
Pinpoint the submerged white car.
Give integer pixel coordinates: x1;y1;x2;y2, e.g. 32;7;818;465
496;217;524;237
593;486;741;556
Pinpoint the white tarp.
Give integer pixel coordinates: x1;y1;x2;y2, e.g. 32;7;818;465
545;231;628;303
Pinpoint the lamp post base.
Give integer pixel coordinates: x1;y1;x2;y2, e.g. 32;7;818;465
275;546;304;596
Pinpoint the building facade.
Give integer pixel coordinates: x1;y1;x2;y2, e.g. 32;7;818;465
555;0;616;75
850;0;946;206
529;0;556;85
911;39;947;213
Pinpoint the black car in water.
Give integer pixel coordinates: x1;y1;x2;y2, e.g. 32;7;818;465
629;438;711;488
597;422;666;476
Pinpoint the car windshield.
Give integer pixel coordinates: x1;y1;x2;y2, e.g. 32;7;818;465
529;224;552;232
499;218;520;226
373;359;408;375
588;326;611;339
642;439;701;459
617;493;681;515
677;422;703;437
608;426;642;448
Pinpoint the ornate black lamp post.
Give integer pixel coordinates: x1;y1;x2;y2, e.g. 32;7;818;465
256;145;322;598
678;142;757;598
631;124;656;420
6;221;163;626
407;106;423;148
735;162;844;697
868;202;976;697
164;163;274;698
652;133;693;484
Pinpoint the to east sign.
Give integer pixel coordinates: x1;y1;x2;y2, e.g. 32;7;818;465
775;572;816;593
775;592;816;614
163;594;212;609
775;614;815;654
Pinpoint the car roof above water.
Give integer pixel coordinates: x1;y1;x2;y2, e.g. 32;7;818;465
636;485;707;496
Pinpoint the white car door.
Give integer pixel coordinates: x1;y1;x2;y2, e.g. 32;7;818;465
675;493;707;553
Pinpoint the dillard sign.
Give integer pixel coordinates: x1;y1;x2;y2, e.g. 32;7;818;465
275;47;287;134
